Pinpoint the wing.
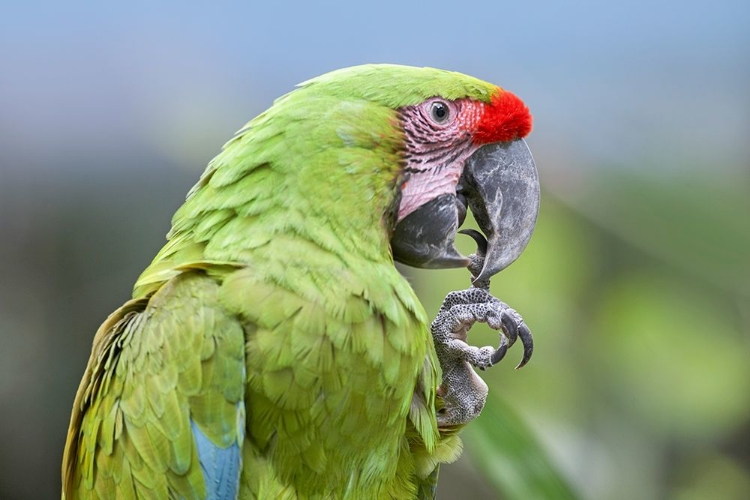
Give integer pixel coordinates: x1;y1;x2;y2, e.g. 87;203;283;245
62;272;246;500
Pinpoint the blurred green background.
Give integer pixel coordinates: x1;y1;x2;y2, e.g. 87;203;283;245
1;1;748;499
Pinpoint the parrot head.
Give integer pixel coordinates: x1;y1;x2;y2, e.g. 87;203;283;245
284;65;539;281
300;65;539;282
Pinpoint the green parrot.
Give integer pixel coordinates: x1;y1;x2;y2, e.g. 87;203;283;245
62;64;539;499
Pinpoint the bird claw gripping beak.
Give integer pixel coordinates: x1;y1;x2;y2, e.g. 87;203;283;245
429;228;535;427
391;139;540;280
459;228;534;370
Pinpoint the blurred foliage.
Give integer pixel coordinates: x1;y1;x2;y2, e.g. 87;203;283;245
466;395;579;500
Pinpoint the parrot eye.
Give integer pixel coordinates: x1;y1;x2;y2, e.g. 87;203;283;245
430;101;450;123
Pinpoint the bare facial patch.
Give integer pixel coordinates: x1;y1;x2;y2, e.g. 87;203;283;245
397;99;481;221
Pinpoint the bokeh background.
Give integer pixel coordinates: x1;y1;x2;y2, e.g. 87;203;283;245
1;1;748;499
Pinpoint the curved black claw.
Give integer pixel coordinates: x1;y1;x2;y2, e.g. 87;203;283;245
459;229;490;289
492;308;533;369
500;310;519;346
490;335;509;365
459;228;488;256
515;323;534;369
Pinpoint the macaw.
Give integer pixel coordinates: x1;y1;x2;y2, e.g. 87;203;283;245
62;64;539;499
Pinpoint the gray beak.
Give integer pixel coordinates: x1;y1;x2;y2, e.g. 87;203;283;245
391;139;539;280
459;139;540;281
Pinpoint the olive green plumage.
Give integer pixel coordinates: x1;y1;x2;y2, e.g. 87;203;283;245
63;64;498;499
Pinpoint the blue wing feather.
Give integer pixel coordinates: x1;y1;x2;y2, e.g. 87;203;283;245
191;419;242;500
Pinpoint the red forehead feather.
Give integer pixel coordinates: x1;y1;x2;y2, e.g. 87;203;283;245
472;90;532;144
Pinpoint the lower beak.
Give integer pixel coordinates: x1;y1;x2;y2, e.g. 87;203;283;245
391;139;539;280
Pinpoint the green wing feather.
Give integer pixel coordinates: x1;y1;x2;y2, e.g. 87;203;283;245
63;273;245;499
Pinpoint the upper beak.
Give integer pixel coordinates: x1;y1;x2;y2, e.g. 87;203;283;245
391;139;539;281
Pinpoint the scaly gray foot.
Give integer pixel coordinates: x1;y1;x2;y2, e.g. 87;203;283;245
432;230;533;428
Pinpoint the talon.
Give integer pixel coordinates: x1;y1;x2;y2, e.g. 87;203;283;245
459;229;491;289
500;310;519;346
515;324;534;369
431;283;535;427
459;229;488;257
490;335;509;365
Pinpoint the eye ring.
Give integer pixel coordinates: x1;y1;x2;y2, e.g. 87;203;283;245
430;101;450;123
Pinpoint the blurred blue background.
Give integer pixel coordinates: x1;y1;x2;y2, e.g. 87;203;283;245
1;1;748;498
